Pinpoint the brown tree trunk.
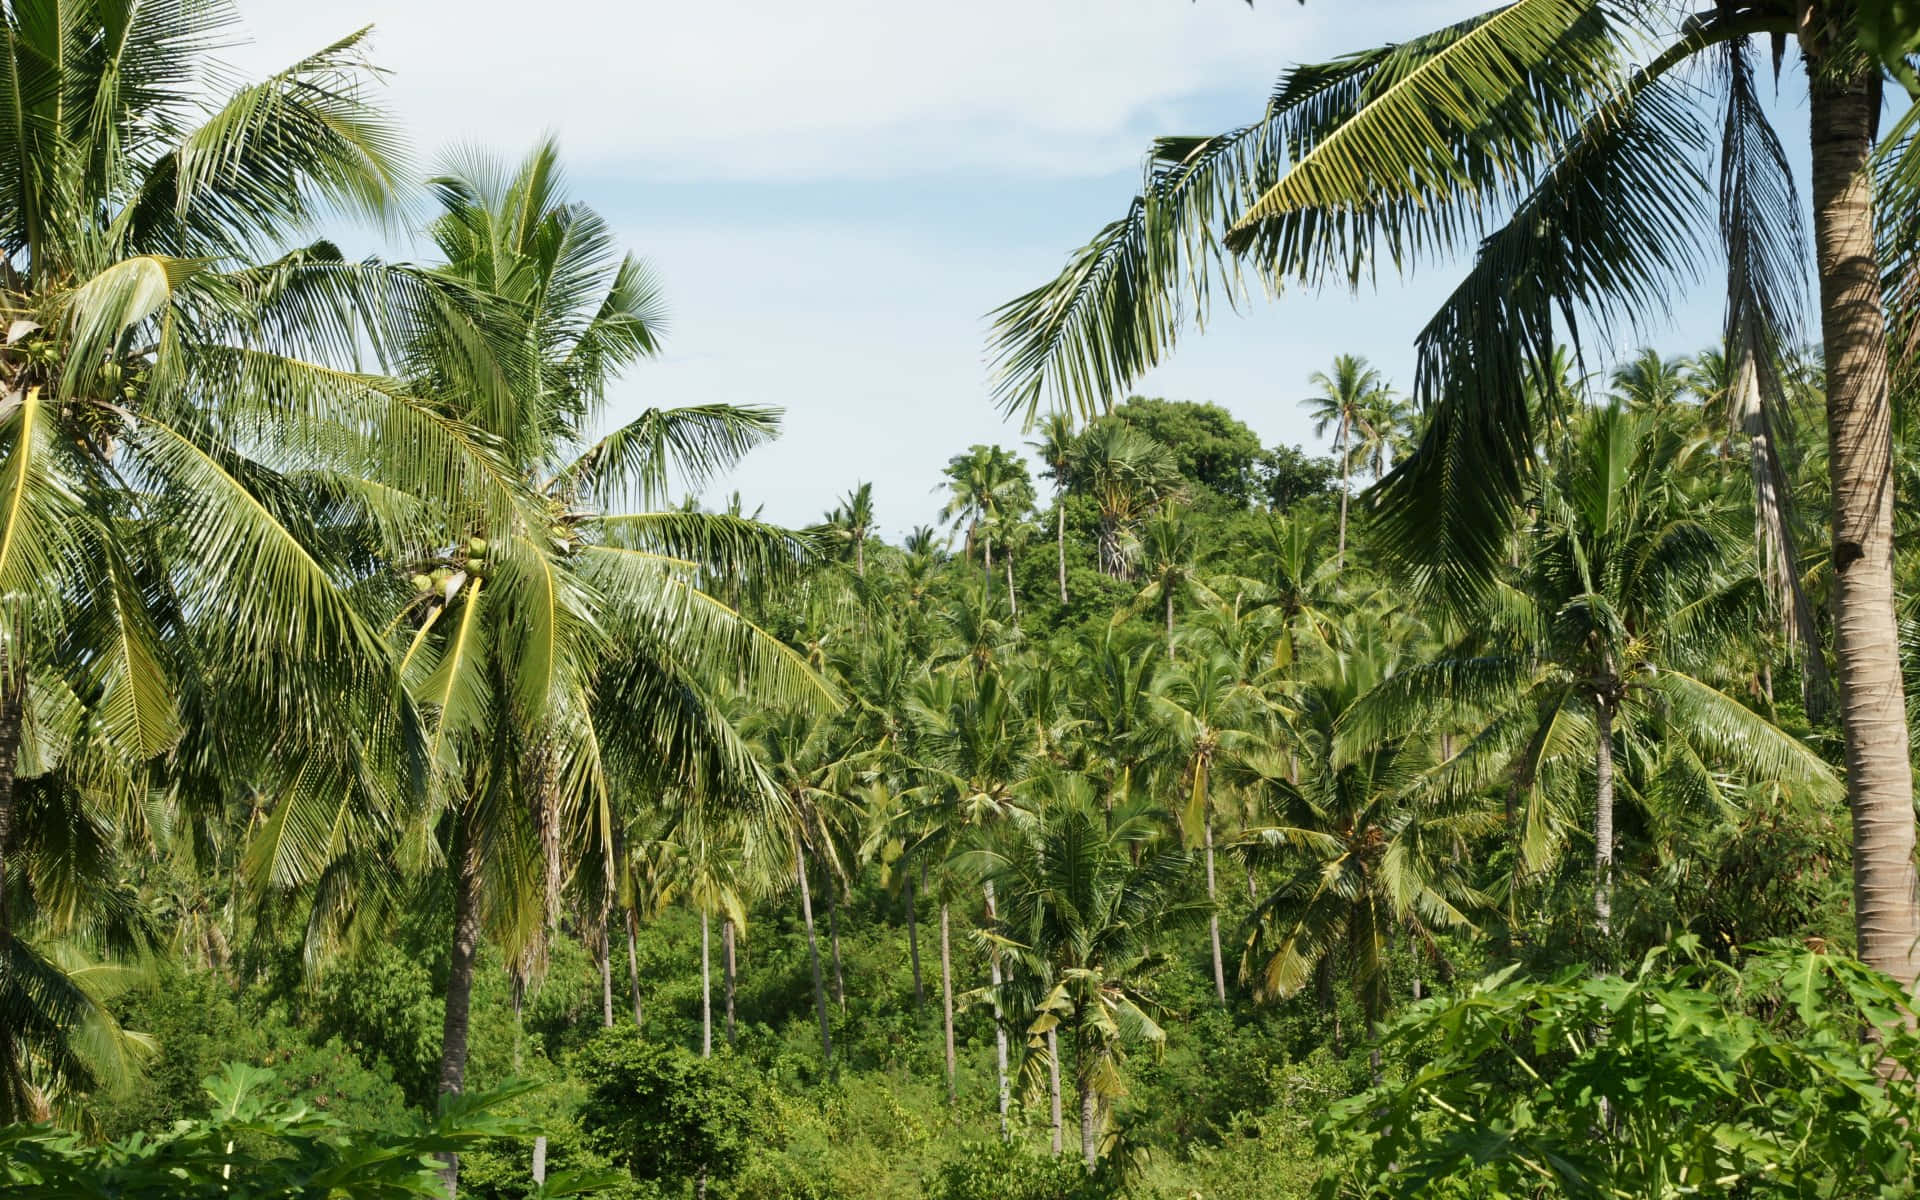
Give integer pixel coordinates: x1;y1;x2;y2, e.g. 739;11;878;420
438;806;483;1196
1048;1027;1063;1157
1809;57;1920;995
906;871;925;1012
827;888;846;1010
797;845;832;1063
626;905;643;1028
940;901;957;1104
1205;819;1226;1003
984;881;1009;1138
722;918;737;1045
1057;499;1069;604
1593;698;1615;942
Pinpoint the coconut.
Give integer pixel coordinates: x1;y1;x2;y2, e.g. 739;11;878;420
468;536;488;557
410;573;433;593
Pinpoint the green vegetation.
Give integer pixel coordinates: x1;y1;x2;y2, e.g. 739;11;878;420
4;2;1920;1199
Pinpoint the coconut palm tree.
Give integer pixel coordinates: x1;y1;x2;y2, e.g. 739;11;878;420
989;2;1920;992
981;796;1205;1167
1066;420;1181;580
821;482;877;578
1340;405;1841;946
1610;347;1692;412
0;2;529;1119
1301;356;1392;571
940;445;1032;581
1121;505;1222;660
1031;412;1078;604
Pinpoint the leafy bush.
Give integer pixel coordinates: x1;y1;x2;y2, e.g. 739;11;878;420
1317;941;1920;1197
576;1028;767;1192
923;1140;1115;1200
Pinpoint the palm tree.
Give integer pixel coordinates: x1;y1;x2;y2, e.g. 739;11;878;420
1610;347;1692;412
822;482;877;578
940;445;1032;581
0;4;523;1118
982;797;1204;1167
989;2;1920;993
1122;505;1222;660
1066;421;1181;580
1348;388;1416;484
1239;617;1487;1072
1031;413;1078;605
1301;356;1392;571
278;143;828;1193
1342;405;1841;946
1150;652;1263;1003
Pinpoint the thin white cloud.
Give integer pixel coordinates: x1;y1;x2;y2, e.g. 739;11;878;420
227;0;1456;180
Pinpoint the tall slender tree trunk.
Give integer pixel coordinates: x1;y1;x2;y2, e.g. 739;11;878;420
1593;698;1615;941
0;677;22;1112
827;889;846;1010
1078;1036;1101;1167
1164;589;1175;661
1204;819;1226;1003
722;918;737;1045
599;914;614;1029
701;909;713;1057
1334;412;1350;571
1056;499;1069;603
855;538;865;578
1808;58;1920;995
906;871;925;1011
625;905;643;1028
531;1138;547;1187
1048;1027;1063;1157
1006;555;1018;619
437;806;482;1197
940;902;957;1103
984;881;1009;1138
797;845;832;1063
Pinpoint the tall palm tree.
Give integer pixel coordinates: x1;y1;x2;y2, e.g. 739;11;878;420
1342;405;1841;945
940;445;1031;581
0;3;518;1119
822;482;877;578
1301;356;1392;571
1610;347;1692;412
1150;652;1263;1003
1122;505;1222;659
1066;421;1181;580
988;2;1920;992
982;797;1204;1167
1032;412;1078;605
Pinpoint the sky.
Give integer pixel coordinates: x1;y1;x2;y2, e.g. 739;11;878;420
228;0;1753;538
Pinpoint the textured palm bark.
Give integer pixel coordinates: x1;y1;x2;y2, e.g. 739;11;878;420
984;880;1009;1138
437;809;483;1196
0;681;25;1122
1809;60;1920;994
1204;819;1226;1003
722;918;737;1044
1593;700;1614;941
1048;1027;1063;1157
625;906;643;1027
797;845;832;1063
1078;1038;1102;1167
905;872;925;1011
701;909;712;1057
827;888;846;1009
1056;502;1069;603
940;902;957;1103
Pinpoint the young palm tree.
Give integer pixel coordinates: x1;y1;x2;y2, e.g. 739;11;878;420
1122;505;1222;660
1031;412;1078;604
0;3;519;1118
1066;421;1182;580
822;482;877;578
981;796;1204;1167
989;1;1920;990
1301;356;1392;571
940;445;1032;580
1610;347;1692;412
1341;405;1841;944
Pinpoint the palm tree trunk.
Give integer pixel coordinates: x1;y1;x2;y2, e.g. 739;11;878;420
797;845;832;1063
722;918;737;1045
701;909;713;1058
626;905;643;1028
1047;1027;1063;1157
1056;499;1069;604
437;806;482;1197
1593;698;1615;941
1204;819;1226;1004
906;871;925;1012
855;537;865;578
1006;555;1018;619
1078;1036;1101;1167
0;681;22;944
1164;588;1175;661
1809;60;1920;995
599;914;614;1029
827;888;847;1010
532;1137;547;1186
940;902;957;1103
984;881;1009;1139
1334;412;1350;572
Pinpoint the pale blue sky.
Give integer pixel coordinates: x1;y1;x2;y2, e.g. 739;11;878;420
233;1;1785;537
